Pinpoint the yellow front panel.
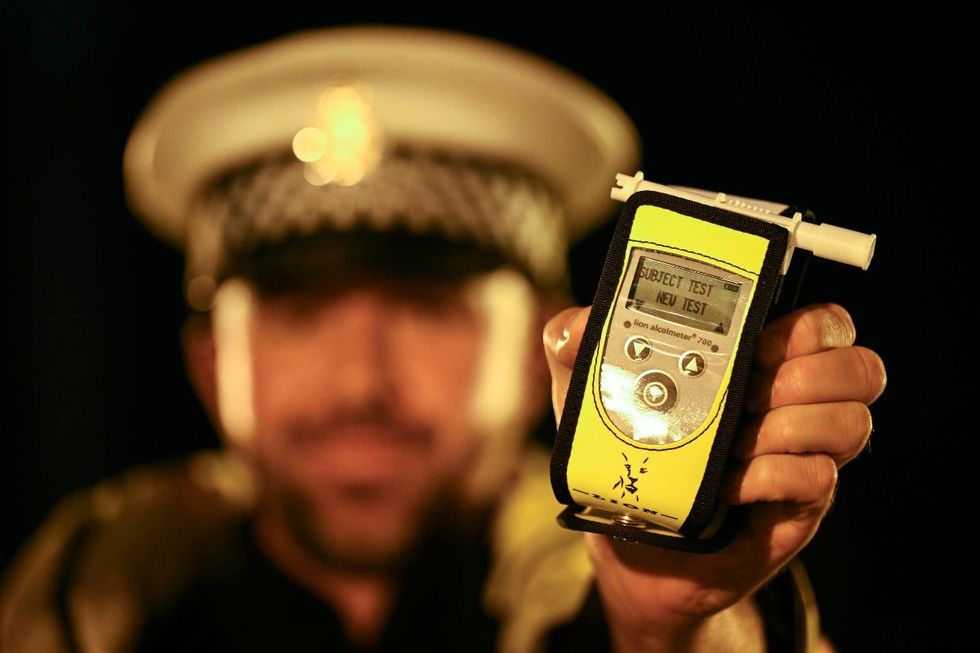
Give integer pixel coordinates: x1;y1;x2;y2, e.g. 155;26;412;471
564;205;771;530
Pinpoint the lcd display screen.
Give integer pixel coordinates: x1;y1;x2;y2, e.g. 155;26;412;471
628;257;741;334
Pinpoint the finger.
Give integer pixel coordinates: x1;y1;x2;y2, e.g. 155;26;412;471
543;306;590;368
745;346;886;413
543;306;591;421
725;453;838;507
734;402;873;467
755;303;856;369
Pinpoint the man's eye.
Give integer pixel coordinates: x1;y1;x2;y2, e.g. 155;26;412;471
266;297;322;325
400;294;471;319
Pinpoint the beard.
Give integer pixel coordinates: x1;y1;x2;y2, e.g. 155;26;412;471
274;482;455;574
249;401;482;575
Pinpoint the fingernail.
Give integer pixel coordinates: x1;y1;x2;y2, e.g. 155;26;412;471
548;308;587;366
555;327;571;353
544;308;578;356
820;307;854;348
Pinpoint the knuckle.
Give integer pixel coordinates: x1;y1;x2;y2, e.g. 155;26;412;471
835;403;873;464
849;402;874;448
760;458;779;496
854;346;887;403
772;410;796;454
771;360;808;405
808;455;839;497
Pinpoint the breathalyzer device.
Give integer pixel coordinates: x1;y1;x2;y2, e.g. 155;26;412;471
550;171;876;552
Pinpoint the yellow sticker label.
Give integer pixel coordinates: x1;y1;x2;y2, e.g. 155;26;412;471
563;205;771;530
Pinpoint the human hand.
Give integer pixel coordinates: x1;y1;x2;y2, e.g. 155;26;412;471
543;303;886;652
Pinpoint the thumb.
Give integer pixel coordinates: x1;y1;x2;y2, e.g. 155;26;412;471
542;306;591;423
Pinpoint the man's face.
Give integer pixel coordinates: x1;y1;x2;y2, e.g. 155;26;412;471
243;278;483;571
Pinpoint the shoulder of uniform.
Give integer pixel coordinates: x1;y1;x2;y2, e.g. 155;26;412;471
484;445;595;653
0;450;252;653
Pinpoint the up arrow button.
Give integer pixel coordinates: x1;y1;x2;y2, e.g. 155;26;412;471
679;351;706;377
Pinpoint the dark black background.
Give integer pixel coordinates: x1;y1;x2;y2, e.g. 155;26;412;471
2;3;964;650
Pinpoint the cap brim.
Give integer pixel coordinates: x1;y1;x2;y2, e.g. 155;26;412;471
123;25;640;248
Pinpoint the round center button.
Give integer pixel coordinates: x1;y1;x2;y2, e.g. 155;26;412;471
643;381;668;407
635;370;678;412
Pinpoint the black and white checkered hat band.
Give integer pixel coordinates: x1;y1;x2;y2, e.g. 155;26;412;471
184;146;569;299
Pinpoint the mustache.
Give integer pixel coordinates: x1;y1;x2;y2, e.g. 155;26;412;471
283;405;435;448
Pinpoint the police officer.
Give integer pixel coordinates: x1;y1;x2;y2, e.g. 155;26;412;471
0;26;885;653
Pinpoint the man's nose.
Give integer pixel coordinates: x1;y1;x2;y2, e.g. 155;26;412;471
328;292;396;409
